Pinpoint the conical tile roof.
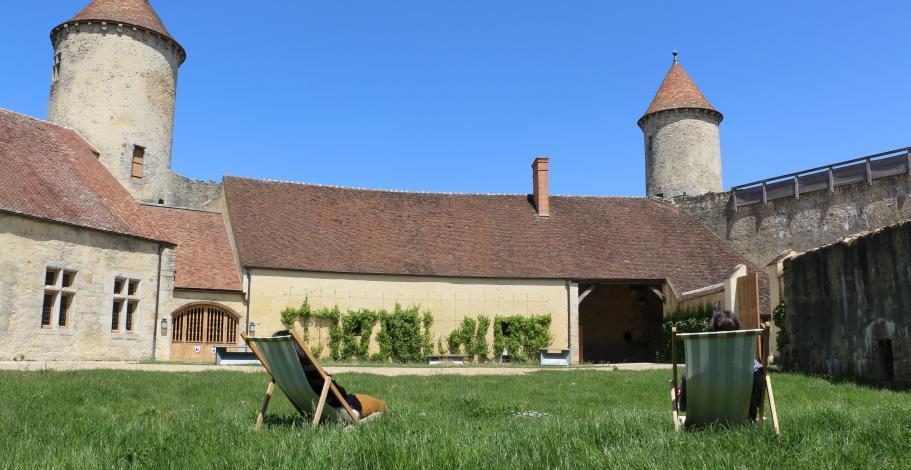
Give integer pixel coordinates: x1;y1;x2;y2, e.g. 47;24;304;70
642;58;719;120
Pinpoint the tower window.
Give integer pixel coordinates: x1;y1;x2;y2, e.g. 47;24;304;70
52;52;62;81
131;146;145;179
647;135;654;153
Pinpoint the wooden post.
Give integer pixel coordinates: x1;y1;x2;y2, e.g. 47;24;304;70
671;327;680;431
255;379;275;431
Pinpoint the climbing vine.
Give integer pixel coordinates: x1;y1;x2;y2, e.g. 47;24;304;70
493;315;553;362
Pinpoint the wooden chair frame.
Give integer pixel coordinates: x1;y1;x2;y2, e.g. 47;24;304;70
242;330;361;430
670;323;780;436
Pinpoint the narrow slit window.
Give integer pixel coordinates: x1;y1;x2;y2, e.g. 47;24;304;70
125;302;137;332
112;299;124;332
131;146;145;179
41;293;55;327
52;52;62;81
114;278;125;295
128;280;139;296
58;293;73;328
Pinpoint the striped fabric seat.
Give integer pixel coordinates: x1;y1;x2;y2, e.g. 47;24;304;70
677;329;762;427
249;336;352;424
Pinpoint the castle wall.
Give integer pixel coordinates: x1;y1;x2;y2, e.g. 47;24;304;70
673;173;911;268
48;22;181;205
782;221;911;383
641;109;723;198
0;213;169;361
247;268;570;359
168;172;223;211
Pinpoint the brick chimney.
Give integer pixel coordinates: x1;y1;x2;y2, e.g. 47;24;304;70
532;157;550;217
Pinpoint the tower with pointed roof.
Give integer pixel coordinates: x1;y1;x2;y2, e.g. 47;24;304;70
638;52;723;198
47;0;185;205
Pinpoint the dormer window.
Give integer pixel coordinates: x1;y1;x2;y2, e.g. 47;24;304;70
131;146;145;179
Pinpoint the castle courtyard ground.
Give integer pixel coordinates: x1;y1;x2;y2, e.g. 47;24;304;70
1;369;908;468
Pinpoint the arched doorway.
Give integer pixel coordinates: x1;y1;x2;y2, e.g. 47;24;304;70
170;304;239;362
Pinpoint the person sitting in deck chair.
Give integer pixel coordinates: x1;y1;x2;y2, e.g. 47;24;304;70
677;311;765;421
274;330;388;420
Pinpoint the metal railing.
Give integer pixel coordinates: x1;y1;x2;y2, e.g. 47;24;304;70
731;147;911;208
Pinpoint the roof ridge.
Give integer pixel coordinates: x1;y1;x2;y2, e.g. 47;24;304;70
139;202;222;215
0;108;101;156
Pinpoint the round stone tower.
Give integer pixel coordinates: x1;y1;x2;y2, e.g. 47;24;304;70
48;0;185;205
638;53;723;199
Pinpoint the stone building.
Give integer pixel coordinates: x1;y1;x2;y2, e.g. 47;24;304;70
781;221;911;383
0;0;906;364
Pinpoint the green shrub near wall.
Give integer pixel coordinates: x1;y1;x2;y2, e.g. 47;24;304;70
657;304;714;362
279;299;551;363
772;301;793;369
493;315;553;362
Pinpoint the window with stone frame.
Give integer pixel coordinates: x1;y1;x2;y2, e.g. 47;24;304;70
112;277;140;333
42;267;76;329
52;52;62;81
131;146;145;179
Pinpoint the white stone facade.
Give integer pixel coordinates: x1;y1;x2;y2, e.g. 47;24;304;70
641;108;723;198
48;22;181;205
0;213;170;361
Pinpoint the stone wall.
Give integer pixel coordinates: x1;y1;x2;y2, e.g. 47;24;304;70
782;221;911;383
247;268;570;359
673;173;911;268
48;23;181;205
0;213;170;361
168;172;223;211
641;108;723;198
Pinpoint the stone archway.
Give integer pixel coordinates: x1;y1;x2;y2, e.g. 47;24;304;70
170;304;240;362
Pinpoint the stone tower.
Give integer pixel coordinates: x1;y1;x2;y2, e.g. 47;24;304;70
48;0;185;205
638;53;723;199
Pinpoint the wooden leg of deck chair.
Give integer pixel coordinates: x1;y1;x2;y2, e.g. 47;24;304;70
312;377;332;428
766;375;780;436
255;379;276;431
670;383;681;432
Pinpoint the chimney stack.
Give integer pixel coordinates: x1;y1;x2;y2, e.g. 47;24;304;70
532;157;550;217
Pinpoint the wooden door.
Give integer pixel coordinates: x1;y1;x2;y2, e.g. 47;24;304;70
170;305;239;362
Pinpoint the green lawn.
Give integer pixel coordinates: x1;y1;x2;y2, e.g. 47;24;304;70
0;370;908;469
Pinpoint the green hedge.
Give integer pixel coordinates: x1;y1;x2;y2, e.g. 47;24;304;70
657;304;714;362
493;315;552;362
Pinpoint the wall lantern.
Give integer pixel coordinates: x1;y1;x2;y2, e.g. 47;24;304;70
248;322;256;336
160;318;168;336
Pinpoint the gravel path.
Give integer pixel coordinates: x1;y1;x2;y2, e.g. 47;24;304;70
0;361;670;376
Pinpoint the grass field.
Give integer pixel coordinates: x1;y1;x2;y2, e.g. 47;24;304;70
1;369;909;469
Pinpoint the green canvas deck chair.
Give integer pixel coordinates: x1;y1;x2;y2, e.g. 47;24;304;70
670;323;780;435
242;330;372;430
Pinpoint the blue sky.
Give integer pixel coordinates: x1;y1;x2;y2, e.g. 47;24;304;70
2;1;908;196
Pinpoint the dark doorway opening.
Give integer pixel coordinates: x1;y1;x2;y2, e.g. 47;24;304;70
578;283;664;363
877;339;894;382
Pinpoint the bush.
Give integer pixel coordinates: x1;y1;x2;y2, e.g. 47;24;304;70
657;304;713;362
376;304;426;363
474;315;491;362
772;301;793;369
493;315;552;362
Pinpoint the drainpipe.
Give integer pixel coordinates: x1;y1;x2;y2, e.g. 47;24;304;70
150;244;164;360
244;268;251;337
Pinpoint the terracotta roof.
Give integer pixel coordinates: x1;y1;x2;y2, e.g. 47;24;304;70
641;61;720;121
223;177;758;294
143;206;243;292
64;0;175;39
0;109;161;241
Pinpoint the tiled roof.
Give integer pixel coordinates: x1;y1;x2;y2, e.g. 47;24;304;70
143;206;242;292
0;109;161;241
224;176;758;294
61;0;181;51
641;62;719;120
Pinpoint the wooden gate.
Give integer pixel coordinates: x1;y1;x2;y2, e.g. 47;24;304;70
170;305;239;362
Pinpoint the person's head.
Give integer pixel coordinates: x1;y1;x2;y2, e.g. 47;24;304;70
709;310;741;332
273;329;291;337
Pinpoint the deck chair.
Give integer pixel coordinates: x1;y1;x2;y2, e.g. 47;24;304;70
670;323;780;435
242;330;374;430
